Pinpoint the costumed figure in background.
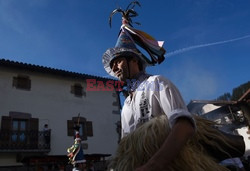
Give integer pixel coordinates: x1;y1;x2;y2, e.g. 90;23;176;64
67;123;86;171
103;1;245;171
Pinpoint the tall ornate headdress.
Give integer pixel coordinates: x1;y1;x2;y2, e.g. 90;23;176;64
102;1;166;77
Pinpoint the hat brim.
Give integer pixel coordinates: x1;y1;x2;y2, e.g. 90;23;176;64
102;47;149;78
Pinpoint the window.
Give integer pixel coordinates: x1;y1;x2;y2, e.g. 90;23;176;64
13;75;31;90
71;83;86;97
0;112;38;149
78;122;85;137
67;116;93;141
11;119;27;143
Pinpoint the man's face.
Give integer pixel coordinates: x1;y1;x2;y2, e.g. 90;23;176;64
111;57;129;81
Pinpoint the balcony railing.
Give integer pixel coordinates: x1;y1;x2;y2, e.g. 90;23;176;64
0;130;51;152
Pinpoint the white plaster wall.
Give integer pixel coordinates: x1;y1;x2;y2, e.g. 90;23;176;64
201;104;220;114
0;67;120;157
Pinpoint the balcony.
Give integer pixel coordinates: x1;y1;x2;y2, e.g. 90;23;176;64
0;130;51;152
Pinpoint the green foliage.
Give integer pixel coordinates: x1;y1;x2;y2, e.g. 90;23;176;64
231;81;250;101
216;92;231;101
216;81;250;101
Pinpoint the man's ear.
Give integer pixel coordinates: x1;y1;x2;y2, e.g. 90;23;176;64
129;57;141;72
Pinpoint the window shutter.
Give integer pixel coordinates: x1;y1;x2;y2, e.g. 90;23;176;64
29;118;38;148
67;120;74;136
71;83;84;97
18;77;31;90
29;118;38;131
1;116;11;146
86;121;93;137
74;84;83;96
1;116;11;131
13;75;31;90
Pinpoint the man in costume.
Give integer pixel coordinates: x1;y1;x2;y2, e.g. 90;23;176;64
103;24;197;171
103;24;196;171
103;2;245;171
67;125;86;171
103;3;198;170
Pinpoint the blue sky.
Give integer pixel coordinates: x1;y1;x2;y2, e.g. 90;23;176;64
0;0;249;103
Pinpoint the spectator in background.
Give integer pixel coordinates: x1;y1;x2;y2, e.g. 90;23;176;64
43;124;50;146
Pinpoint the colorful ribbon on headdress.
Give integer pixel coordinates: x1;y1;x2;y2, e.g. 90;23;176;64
121;23;166;65
104;0;166;76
